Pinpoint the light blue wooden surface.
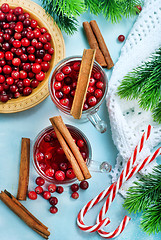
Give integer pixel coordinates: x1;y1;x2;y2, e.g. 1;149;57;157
0;1;160;240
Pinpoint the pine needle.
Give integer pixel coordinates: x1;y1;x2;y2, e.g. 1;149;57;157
124;165;161;235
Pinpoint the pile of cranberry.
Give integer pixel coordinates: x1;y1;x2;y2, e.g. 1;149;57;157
28;176;89;214
0;3;54;102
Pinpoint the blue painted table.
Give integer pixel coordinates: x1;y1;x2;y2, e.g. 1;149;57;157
0;1;160;240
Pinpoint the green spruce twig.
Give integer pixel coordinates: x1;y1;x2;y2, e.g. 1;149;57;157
118;48;161;124
41;0;143;34
124;165;161;234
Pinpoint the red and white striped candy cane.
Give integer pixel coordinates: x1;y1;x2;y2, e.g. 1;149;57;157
77;125;152;235
97;146;161;238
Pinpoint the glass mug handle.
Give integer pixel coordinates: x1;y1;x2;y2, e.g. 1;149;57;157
87;110;107;133
88;160;112;173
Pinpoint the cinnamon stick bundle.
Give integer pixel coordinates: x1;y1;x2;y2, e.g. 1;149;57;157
17;138;30;201
83;22;107;67
70;49;96;119
83;20;114;69
49;116;91;181
0;190;50;239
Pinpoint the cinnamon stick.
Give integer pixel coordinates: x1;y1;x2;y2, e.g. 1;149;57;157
83;21;107;67
49;118;84;181
0;190;50;239
17;138;30;201
50;116;91;180
90;20;114;69
70;49;96;119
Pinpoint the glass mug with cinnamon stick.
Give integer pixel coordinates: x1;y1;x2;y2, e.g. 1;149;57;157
49;56;108;133
33;124;111;185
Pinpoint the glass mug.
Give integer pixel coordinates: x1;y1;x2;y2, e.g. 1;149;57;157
33;125;111;185
48;56;108;133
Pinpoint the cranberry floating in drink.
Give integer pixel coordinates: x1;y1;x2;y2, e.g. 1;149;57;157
49;56;108;133
33;125;92;185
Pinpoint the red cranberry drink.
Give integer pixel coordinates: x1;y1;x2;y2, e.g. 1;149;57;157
33;125;92;184
49;57;108;133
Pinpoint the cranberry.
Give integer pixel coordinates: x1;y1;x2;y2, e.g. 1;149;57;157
34;29;41;38
3;33;10;41
41;62;50;72
44;134;51;142
3;42;11;51
12;58;21;66
23;63;31;72
62;85;70;94
71;183;79;192
11;71;20;79
31;19;38;28
45;168;54;177
59;98;69;107
87;86;95;94
55;72;64;81
14;92;20;98
19;70;27;79
55;170;65;181
32;63;41;74
0;94;9;102
31;79;39;88
3;65;12;74
6;77;14;85
62;66;71;75
48;184;57;193
77;139;84;148
96;81;104;89
36;71;45;81
50;206;58;214
44;32;51;41
56;186;64;194
0;75;5;83
48;47;54;55
87;96;97;106
64;76;72;85
23;78;30;87
0;12;5;21
1;3;10;13
66;169;75;179
43;191;51;200
35;176;45;186
44;42;51;50
36;152;44;161
136;5;142;13
35;186;43;194
28;54;35;62
15;22;23;32
14;7;23;16
89;77;95;86
28;191;37;200
59;162;68;171
57;147;64;155
40;27;47;33
49;196;58;205
0;52;4;59
54;82;62;90
80;180;89;190
23;86;32;96
118;35;125;42
95;89;103;98
43;53;51;62
15;48;23;56
21;37;30;47
39;35;47;44
23;18;31;27
93;72;101;80
55;91;63;99
26;31;34;40
71;192;79;199
18;14;26;22
73;62;80;71
36;49;45;58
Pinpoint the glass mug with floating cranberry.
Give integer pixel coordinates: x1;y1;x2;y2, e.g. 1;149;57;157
33;125;92;185
49;56;108;133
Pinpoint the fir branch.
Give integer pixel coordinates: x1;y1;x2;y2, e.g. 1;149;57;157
153;102;161;124
124;165;161;234
124;165;161;214
121;0;143;17
101;0;123;23
84;0;101;15
118;48;161;124
141;202;161;234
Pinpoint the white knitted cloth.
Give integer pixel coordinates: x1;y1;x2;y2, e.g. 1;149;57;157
107;0;161;197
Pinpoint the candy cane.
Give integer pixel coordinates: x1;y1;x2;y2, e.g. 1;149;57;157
97;146;161;238
77;125;152;235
